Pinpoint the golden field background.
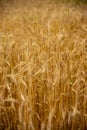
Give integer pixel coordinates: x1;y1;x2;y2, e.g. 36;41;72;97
0;0;87;130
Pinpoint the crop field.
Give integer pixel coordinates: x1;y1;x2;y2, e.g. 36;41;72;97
0;0;87;130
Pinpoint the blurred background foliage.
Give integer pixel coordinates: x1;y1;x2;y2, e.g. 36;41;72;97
0;0;87;10
0;0;87;4
66;0;87;4
54;0;87;4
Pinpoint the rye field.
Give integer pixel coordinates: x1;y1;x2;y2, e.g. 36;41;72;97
0;0;87;130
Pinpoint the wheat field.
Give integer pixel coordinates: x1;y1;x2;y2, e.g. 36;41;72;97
0;0;87;130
